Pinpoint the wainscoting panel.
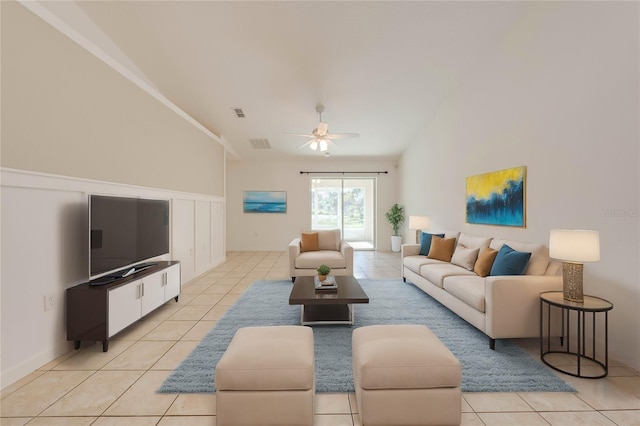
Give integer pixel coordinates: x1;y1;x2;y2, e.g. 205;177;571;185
0;168;225;388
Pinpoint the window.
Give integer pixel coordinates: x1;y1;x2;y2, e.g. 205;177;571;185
311;178;375;249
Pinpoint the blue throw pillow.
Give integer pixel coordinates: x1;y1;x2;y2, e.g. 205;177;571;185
490;244;531;276
419;232;445;256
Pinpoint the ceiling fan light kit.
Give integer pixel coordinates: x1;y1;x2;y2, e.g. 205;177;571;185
286;104;359;154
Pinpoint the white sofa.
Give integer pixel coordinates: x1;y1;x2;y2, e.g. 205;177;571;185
289;229;354;282
402;231;563;349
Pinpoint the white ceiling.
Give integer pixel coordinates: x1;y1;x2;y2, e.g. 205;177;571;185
57;1;533;160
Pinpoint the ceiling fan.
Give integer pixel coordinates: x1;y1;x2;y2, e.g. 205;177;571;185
285;105;359;153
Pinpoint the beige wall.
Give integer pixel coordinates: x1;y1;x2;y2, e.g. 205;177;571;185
0;2;227;387
398;2;639;370
226;158;399;251
1;2;224;196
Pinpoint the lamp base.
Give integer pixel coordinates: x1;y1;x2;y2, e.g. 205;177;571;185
562;261;584;303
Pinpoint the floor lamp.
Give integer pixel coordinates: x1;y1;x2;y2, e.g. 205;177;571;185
408;216;430;244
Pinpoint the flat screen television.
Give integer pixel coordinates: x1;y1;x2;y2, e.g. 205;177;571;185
90;195;170;279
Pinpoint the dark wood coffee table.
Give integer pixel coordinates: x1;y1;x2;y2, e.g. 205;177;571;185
289;275;369;325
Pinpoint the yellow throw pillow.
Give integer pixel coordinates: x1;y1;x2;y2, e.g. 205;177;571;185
474;248;499;277
300;232;319;252
427;236;456;262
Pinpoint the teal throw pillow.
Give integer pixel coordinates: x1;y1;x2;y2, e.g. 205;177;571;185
490;244;531;276
419;232;445;256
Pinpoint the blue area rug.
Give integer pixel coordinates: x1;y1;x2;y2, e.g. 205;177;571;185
158;279;574;393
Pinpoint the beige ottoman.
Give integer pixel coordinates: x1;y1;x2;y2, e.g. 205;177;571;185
352;325;461;426
215;326;315;426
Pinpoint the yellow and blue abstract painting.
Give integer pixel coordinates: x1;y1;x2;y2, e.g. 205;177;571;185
466;166;525;227
243;191;287;213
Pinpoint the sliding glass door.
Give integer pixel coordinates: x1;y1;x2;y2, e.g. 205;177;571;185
311;178;376;250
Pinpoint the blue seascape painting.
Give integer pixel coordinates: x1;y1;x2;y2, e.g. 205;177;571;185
465;166;525;227
243;191;287;213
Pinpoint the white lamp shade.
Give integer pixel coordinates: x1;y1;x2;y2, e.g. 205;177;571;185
319;139;328;152
309;141;318;151
549;229;600;262
408;216;430;230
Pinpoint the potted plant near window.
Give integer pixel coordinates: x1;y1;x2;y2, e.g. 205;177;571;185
385;203;404;252
317;264;331;281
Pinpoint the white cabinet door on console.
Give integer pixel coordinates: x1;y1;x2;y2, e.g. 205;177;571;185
109;281;141;337
141;271;166;317
164;263;181;302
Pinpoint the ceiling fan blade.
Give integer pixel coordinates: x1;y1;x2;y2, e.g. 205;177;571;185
317;122;328;136
285;132;316;138
326;133;359;139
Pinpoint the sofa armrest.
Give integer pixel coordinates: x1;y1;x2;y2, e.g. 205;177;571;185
485;275;562;339
289;238;301;276
401;244;420;257
340;240;354;275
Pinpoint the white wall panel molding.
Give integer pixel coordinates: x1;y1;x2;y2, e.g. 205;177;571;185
1;167;225;388
1;168;224;203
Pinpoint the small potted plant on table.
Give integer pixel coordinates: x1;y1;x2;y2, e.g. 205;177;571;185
317;264;331;282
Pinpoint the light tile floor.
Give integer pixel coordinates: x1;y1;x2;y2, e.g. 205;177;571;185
2;251;639;425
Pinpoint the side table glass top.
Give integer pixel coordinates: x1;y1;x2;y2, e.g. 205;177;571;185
540;291;613;311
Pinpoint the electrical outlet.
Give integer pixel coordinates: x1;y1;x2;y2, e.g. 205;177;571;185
44;294;55;311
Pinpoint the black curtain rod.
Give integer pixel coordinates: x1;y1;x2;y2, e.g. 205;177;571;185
299;171;388;175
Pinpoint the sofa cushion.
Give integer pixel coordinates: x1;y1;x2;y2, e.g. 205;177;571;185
403;256;444;274
442;231;461;241
300;232;319;252
295;250;346;269
451;246;480;271
419;232;444;255
420;263;476;288
457;233;492;251
443;276;486;312
490;244;531;276
490;239;549;275
316;229;340;251
474;248;498;277
427;236;456;262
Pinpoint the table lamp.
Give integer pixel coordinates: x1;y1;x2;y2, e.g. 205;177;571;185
549;229;600;302
408;216;430;244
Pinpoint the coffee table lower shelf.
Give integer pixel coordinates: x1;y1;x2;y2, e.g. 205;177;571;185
300;303;354;325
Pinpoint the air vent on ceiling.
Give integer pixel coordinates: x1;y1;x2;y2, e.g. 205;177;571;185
232;107;245;118
249;138;271;149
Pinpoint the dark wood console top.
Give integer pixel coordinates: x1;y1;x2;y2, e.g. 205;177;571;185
73;260;180;291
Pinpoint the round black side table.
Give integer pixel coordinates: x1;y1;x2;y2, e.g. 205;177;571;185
539;291;613;379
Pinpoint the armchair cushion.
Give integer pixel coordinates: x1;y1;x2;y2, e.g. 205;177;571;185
317;229;340;251
295;251;347;269
300;232;319;252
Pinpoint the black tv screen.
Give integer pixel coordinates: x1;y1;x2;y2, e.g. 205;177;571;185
90;195;170;277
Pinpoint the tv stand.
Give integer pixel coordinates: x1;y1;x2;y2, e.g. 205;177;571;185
67;261;180;351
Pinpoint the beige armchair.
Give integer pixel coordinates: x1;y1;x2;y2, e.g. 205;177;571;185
289;229;354;282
